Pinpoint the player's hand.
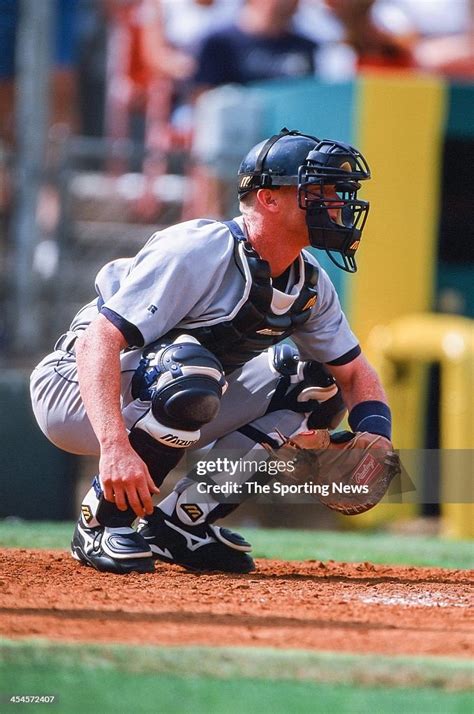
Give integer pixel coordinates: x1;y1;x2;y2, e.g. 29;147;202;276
99;443;160;518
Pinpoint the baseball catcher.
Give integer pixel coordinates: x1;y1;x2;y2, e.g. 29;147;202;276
31;127;398;575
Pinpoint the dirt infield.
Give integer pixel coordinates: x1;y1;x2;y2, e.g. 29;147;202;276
1;549;472;658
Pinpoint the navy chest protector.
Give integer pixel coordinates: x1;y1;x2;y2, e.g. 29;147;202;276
168;220;319;374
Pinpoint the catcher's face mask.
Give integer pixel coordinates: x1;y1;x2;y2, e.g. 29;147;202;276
298;140;371;273
238;129;371;273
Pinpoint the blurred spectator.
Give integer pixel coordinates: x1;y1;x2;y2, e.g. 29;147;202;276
186;0;319;219
161;0;242;57
103;0;198;219
315;0;418;78
298;0;473;80
367;0;474;79
393;0;470;37
326;0;417;69
294;0;343;44
159;0;242;132
0;0;80;232
415;34;474;80
193;0;318;91
405;0;474;79
76;0;109;139
0;0;80;147
104;0;195;144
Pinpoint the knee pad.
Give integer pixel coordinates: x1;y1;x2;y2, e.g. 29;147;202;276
131;335;226;448
269;343;346;429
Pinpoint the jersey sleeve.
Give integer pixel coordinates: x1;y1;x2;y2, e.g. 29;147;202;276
97;222;233;348
292;265;360;364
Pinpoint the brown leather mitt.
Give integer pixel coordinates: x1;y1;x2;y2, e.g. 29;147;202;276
267;429;401;516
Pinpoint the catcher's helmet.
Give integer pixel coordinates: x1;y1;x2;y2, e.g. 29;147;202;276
238;128;320;196
238;128;371;273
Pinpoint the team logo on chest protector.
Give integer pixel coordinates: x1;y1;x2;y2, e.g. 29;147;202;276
256;327;286;336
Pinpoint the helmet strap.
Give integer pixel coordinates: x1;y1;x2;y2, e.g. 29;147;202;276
254;129;292;174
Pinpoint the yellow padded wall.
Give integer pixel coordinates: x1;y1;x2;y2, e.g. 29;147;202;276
350;73;446;344
340;74;446;528
350;72;446;451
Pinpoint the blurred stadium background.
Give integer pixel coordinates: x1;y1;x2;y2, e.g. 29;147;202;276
0;0;472;537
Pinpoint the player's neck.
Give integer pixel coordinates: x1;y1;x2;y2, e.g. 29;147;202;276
245;221;301;278
269;257;299;279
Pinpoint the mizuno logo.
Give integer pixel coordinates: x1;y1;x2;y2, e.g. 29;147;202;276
165;520;216;551
148;543;173;559
160;434;196;447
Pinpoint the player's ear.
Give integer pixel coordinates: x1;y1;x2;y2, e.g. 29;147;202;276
255;188;279;212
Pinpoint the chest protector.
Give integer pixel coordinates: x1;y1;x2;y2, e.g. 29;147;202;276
169;220;319;374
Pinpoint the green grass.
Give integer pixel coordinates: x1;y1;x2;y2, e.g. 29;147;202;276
1;522;472;714
1;640;473;714
2;666;472;714
0;519;472;569
0;520;73;549
248;527;474;569
2;641;473;690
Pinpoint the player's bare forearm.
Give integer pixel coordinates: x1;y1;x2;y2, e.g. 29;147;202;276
75;314;129;448
75;314;159;516
325;353;388;412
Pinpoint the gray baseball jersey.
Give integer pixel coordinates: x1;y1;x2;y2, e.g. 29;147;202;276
88;217;358;364
31;217;359;457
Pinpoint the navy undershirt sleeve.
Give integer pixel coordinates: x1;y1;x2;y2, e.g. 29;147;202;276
326;344;361;366
101;307;144;348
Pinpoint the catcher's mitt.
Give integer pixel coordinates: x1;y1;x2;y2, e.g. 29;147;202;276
267;429;401;515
